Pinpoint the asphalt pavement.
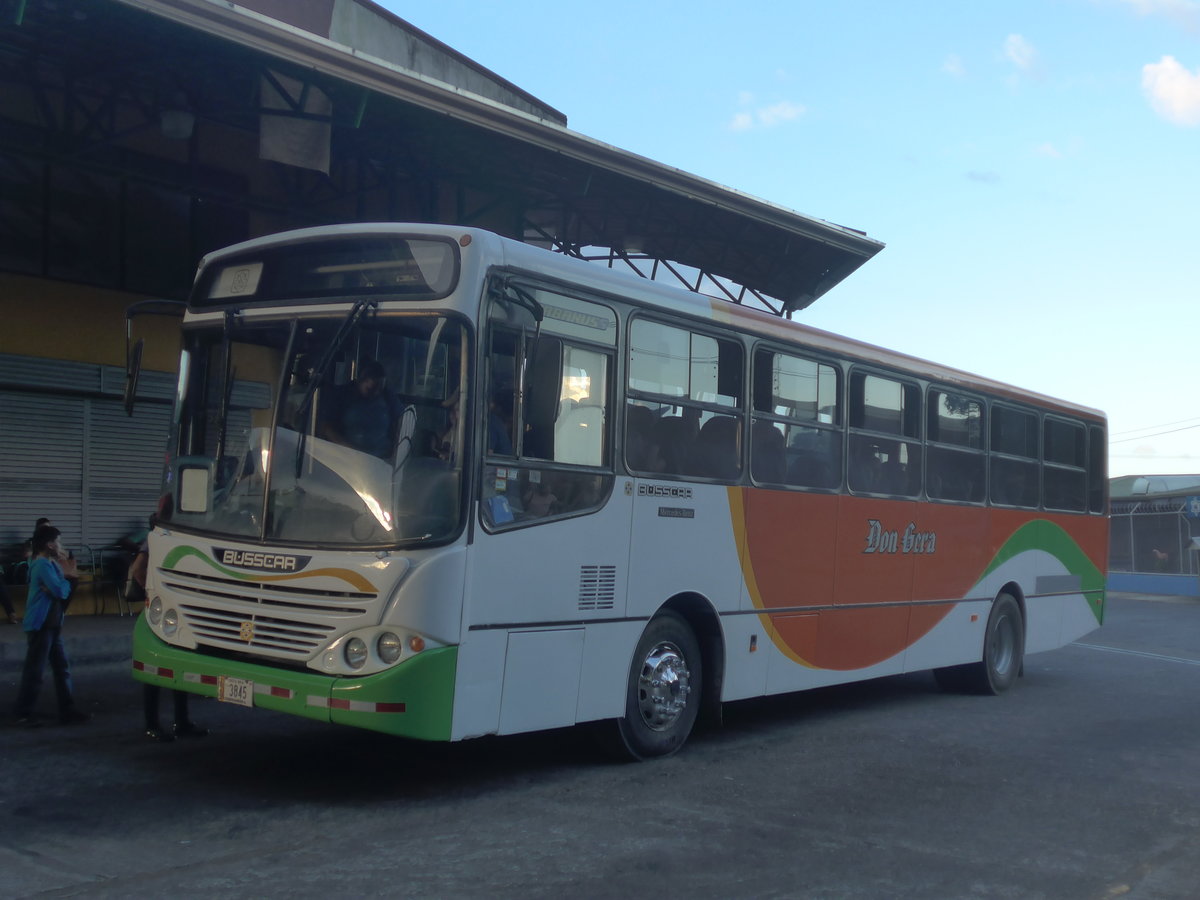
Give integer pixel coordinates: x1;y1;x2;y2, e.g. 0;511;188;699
0;611;137;673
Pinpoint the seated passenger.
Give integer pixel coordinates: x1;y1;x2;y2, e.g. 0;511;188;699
318;360;402;459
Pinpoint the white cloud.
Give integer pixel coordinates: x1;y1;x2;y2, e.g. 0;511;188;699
1004;34;1037;71
942;54;966;77
729;111;754;132
1142;55;1200;125
1115;0;1200;32
727;95;806;132
757;101;805;127
1035;142;1063;158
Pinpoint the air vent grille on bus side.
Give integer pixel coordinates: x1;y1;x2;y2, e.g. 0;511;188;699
578;565;616;611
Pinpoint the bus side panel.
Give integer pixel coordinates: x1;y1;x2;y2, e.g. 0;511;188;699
627;480;743;621
575;620;646;723
734;488;1106;687
458;489;634;739
734;488;838;613
464;492;633;627
451;627;507;740
496;628;585;735
719;612;770;701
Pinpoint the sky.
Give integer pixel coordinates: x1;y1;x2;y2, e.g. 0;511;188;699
382;0;1200;477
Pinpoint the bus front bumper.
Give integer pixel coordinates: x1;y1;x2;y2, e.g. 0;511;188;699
131;615;456;740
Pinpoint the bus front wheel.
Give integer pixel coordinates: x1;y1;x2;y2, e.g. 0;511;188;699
614;611;702;760
935;592;1024;695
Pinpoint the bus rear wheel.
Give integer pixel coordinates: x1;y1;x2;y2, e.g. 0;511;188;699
935;592;1024;695
614;611;702;760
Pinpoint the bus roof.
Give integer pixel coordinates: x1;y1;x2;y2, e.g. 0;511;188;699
192;223;1103;423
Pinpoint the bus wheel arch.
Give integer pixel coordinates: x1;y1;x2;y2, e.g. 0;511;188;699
934;587;1025;695
613;595;722;760
662;593;725;729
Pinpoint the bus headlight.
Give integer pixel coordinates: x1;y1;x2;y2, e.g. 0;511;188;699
344;637;368;669
148;595;163;625
163;608;179;636
377;632;403;664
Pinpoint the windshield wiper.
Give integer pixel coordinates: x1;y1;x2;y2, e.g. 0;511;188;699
293;299;377;475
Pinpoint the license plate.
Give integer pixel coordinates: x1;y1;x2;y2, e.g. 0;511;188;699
218;675;254;707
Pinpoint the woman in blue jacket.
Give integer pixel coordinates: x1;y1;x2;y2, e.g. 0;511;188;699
12;525;89;726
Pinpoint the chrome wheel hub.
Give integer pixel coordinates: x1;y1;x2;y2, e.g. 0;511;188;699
637;640;692;731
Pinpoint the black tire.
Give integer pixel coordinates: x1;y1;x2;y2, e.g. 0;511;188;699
934;592;1024;695
614;610;702;760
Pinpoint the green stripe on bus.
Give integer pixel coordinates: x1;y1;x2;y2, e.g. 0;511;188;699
980;520;1105;624
132;615;457;741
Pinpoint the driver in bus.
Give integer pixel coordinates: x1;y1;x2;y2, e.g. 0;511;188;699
318;360;403;459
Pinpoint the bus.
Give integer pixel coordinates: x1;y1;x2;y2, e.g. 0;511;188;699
131;223;1108;759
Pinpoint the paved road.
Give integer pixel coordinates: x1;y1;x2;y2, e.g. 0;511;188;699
2;593;1198;899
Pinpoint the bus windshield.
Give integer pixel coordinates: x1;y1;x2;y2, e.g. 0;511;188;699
162;312;468;547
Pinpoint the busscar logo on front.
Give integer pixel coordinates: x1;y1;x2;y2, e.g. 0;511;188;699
214;547;311;572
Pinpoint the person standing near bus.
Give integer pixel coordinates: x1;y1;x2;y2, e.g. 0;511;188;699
12;524;89;727
127;521;208;742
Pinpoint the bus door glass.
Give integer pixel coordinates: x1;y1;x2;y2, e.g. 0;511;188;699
481;281;616;529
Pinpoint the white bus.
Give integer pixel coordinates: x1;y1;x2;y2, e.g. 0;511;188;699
132;223;1108;758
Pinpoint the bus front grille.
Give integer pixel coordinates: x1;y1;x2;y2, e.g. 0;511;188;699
158;568;377;660
180;605;336;656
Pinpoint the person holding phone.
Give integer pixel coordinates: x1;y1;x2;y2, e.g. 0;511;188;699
12;524;89;727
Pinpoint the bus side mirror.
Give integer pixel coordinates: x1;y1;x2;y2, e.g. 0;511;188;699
124;338;144;417
174;457;214;514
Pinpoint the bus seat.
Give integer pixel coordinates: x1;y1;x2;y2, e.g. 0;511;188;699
654;416;695;475
693;415;740;479
751;420;786;483
626;404;661;471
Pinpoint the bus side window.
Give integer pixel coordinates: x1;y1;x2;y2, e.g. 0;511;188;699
1087;424;1106;514
990;405;1039;508
848;372;920;497
1043;417;1087;512
927;390;985;503
627;319;743;483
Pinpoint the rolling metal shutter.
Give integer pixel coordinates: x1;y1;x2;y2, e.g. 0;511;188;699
1;352;176;559
0;391;86;554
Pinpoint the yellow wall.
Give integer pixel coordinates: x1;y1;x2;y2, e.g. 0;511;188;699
0;273;182;374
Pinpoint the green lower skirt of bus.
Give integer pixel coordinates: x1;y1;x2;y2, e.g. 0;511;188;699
131;615;457;740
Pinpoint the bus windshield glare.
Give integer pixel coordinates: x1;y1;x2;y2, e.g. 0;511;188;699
161;312;468;547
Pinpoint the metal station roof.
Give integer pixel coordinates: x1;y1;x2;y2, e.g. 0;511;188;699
0;0;882;314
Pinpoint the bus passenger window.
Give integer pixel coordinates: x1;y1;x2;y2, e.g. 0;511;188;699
990;405;1039;508
751;348;841;489
627;320;743;482
927;390;985;503
1087;425;1106;513
1043;417;1087;512
848;372;920;497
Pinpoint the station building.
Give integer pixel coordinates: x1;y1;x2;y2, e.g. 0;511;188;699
1108;475;1200;598
0;0;881;575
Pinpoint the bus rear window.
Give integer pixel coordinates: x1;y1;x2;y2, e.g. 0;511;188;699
191;235;459;307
